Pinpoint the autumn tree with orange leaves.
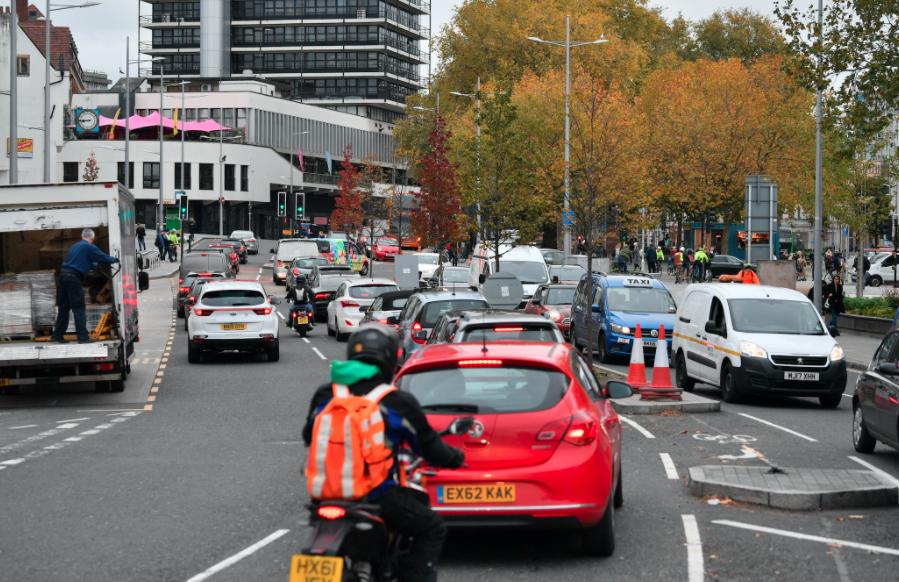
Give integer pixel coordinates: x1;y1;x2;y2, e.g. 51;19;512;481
410;114;464;250
331;145;364;234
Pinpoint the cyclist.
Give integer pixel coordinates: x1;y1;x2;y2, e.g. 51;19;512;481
674;247;686;283
737;263;760;285
303;327;465;582
694;247;710;281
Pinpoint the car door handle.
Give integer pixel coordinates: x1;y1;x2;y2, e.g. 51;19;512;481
680;317;691;323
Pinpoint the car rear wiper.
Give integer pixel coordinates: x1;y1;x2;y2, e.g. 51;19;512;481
422;403;479;413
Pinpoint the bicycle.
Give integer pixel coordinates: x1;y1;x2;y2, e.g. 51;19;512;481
666;259;676;276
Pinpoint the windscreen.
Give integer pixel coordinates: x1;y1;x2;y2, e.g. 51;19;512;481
418;255;439;265
378;238;398;246
442;269;469;283
278;241;320;259
729;299;825;335
421;300;489;326
498;261;548;284
545;288;576;305
295;258;329;268
398;366;567;414
605;287;676;313
551;266;587;280
461;325;561;343
202;290;265;306
349;284;398;299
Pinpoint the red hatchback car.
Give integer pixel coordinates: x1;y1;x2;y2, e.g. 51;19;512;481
525;284;576;340
393;342;633;556
372;237;401;260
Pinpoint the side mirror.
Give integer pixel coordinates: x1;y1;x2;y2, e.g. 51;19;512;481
440;416;474;436
592;304;601;313
704;320;720;335
552;276;560;283
606;381;634;399
268;296;282;305
138;271;150;291
269;248;275;253
359;305;369;312
386;316;398;325
878;363;899;375
478;274;487;284
415;330;429;341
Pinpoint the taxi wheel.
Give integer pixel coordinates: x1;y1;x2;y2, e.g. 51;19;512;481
720;364;741;403
596;333;612;364
676;354;695;392
581;493;615;557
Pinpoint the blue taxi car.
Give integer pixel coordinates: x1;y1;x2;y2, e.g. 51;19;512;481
570;273;678;363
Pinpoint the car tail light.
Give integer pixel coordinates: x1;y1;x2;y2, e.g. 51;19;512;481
277;260;283;267
179;278;184;284
253;308;273;315
192;308;212;316
341;300;359;308
394;324;399;331
536;417;571;441
239;247;245;251
379;319;388;324
293;268;299;276
412;322;422;332
179;287;190;293
565;413;597;446
188;296;195;302
316;293;330;299
91;363;115;371
318;506;346;520
345;320;354;327
494;327;524;332
458;359;503;368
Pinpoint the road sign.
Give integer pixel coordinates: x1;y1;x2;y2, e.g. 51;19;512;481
562;211;575;226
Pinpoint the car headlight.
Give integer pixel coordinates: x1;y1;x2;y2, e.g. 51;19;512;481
830;345;844;361
740;342;768;358
546;309;561;322
611;323;632;335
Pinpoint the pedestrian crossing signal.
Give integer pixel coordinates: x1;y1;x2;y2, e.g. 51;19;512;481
277;191;287;217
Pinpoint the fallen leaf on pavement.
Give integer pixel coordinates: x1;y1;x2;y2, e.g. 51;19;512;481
720;499;733;505
680;430;689;434
826;551;834;555
849;515;865;519
834;517;844;521
827;543;843;548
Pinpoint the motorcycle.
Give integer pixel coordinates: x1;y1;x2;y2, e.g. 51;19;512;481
290;305;314;338
289;416;474;582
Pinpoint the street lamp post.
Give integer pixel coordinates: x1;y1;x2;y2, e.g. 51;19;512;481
9;0;18;184
43;2;100;183
812;0;825;313
158;64;165;232
527;16;607;258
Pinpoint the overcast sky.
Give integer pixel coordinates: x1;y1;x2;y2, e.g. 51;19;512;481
45;0;779;86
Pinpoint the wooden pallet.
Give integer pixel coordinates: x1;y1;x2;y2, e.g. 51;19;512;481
95;282;112;304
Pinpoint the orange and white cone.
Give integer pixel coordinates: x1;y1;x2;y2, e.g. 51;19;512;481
642;325;683;401
626;324;648;391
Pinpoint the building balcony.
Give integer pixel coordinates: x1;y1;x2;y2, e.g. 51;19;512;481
286;84;415;106
140;41;201;51
232;63;421;84
231;34;426;61
304;173;339;186
141;63;201;76
139;14;201;27
230;9;429;39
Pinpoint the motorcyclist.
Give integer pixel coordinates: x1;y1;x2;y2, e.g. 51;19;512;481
286;274;316;327
302;326;465;582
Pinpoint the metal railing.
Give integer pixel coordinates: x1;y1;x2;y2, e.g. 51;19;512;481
138;249;161;272
140;40;200;50
140;14;201;24
230;8;429;36
149;63;201;75
304;173;339;186
230;33;423;57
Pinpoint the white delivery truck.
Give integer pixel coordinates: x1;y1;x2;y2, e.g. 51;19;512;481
0;182;147;394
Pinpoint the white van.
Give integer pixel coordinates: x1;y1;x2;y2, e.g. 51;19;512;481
469;245;550;308
270;239;320;285
671;284;847;407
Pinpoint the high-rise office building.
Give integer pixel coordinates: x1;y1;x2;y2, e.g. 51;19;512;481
139;0;428;123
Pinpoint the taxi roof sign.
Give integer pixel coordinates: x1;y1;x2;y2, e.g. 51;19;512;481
622;276;654;287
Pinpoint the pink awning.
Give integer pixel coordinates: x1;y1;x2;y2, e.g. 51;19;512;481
70;112;231;132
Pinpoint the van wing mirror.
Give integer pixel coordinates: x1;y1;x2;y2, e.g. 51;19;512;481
704;320;720;335
478;274;486;284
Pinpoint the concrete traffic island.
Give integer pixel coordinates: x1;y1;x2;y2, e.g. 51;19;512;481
610;392;720;414
689;465;898;510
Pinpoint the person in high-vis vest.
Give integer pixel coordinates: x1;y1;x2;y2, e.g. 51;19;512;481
303;326;464;582
738;264;761;284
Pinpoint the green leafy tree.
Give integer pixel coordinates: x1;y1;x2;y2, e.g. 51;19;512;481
686;9;785;63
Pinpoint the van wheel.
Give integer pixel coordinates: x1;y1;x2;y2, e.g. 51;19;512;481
361;262;370;276
870;276;882;287
676;354;695;391
720;364;741;403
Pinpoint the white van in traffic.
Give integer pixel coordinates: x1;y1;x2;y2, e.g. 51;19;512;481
671;284;847;408
270;239;320;285
469;245;550;308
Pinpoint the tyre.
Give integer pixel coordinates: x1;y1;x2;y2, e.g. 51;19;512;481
177;308;184;319
676;353;696;392
870;276;883;288
94;381;110;393
335;318;349;342
852;405;877;453
581;493;615;557
613;467;623;509
596;332;612;364
720;364;741;403
184;317;188;332
110;379;125;393
361;262;369;276
819;393;842;408
187;345;200;364
267;343;280;362
327;318;336;336
299;328;307;338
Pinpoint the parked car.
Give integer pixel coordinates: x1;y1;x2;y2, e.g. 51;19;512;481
326;278;399;340
429;265;469;287
708;254;746;279
525;284;576;339
541;248;566;265
426;309;564;345
402;235;422;249
853;326;899;454
229;230;258;254
672;283;846;406
360;290;415;327
415;253;441;285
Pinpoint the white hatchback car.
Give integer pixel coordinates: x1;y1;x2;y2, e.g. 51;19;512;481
187;280;282;362
415;253;441;285
671;284;846;407
327;278;399;340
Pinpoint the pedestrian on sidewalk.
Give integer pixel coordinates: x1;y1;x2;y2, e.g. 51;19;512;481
796;251;808;280
51;228;119;344
644;245;656;273
136;223;146;251
823;276;845;328
159;230;173;262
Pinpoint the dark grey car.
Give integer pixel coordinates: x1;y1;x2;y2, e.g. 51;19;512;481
426;309;564;345
308;265;360;319
396;289;489;363
287;256;331;290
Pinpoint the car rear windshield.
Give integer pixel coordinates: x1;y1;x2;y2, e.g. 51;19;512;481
398;366;568;414
278;241;319;259
349;284;398;299
417;255;439;265
202;290;265;306
728;299;825;335
442;269;468;283
461;325;560;343
378;238;398;246
546;288;576;304
421;300;488;326
231;231;253;239
295;258;329;268
182;275;198;287
315;241;332;253
605;287;676;313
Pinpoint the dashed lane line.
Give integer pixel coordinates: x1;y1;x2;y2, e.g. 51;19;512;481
311;347;328;361
8;425;37;430
682;515;704;582
737;413;817;442
619;416;655;439
276;311;285;320
0;423;80;454
712;520;899;557
57;418;90;423
660;453;679;479
302;338;310;344
184;529;290;582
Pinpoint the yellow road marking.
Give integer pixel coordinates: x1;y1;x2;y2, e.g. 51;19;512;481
154;378;162;384
159;364;166;369
151;386;158;393
147;396;156;402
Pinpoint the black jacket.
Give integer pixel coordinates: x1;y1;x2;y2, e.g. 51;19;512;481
823;282;845;314
136;226;146;238
288;284;315;304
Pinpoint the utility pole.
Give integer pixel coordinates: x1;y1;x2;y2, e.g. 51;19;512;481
157;65;164;232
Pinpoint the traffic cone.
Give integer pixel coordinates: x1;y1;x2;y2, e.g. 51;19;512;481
625;324;648;391
642;325;683;401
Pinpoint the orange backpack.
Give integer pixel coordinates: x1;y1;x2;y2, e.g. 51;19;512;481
306;383;396;500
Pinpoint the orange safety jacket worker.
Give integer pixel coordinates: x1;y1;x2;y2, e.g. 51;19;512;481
739;268;760;285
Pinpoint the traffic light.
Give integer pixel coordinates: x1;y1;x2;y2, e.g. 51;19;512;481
295;192;305;220
179;194;188;220
277;191;287;217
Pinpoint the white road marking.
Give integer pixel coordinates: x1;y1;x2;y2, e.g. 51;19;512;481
57;418;90;423
842;394;852;399
682;515;704;582
660;453;679;479
63;437;83;442
184;529;290;582
713;519;899;556
256;274;261;282
79;430;101;435
737;413;817;442
312;347;328;360
0;424;79;454
848;456;899;489
276;311;285;320
56;423;81;429
302;338;310;344
619;416;655;439
8;425;37;430
1;459;25;465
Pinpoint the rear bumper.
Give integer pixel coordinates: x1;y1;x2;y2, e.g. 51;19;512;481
733;357;847;397
190;337;276;351
439;510;587;530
